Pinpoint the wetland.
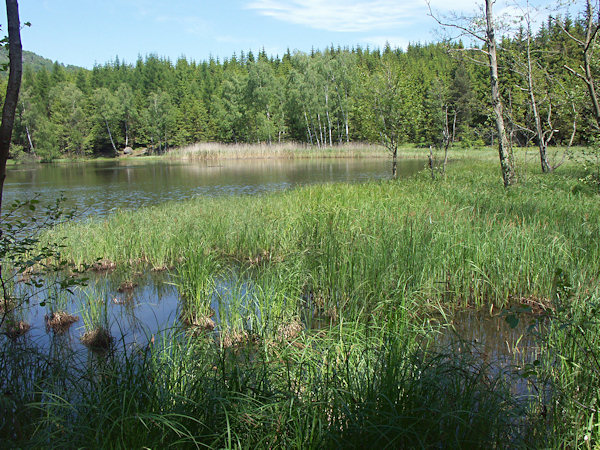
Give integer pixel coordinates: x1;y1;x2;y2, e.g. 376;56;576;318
1;151;599;447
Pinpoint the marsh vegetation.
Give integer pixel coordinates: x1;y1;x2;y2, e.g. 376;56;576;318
1;149;599;447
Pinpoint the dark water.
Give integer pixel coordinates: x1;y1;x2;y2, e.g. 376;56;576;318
4;157;423;217
12;268;543;376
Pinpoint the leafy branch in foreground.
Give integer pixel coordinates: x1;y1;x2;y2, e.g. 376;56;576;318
0;196;86;331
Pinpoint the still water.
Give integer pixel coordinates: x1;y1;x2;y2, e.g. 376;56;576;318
4;157;423;217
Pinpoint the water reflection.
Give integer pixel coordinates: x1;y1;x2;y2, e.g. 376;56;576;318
5;158;424;218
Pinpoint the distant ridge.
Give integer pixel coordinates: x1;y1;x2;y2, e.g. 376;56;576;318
0;48;81;72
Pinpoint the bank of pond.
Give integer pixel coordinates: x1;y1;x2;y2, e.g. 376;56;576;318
1;158;599;447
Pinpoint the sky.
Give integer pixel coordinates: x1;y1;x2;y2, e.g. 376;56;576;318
1;0;562;69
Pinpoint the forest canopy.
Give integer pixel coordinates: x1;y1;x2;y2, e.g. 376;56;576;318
2;10;595;161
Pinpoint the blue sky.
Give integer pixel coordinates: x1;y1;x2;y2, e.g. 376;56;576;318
2;0;558;69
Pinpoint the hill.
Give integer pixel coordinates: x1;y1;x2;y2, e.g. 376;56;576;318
0;48;80;72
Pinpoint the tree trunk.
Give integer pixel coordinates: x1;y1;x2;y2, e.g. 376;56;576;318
317;113;324;148
525;31;551;173
25;124;34;153
345;113;350;143
324;89;333;147
266;109;272;145
583;0;600;127
392;147;398;178
428;145;435;180
304;111;313;145
0;0;23;215
562;0;600;128
485;0;515;187
105;118;117;153
443;111;456;176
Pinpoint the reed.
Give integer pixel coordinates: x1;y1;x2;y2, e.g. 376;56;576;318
165;141;392;160
14;153;597;447
78;288;112;351
21;315;528;448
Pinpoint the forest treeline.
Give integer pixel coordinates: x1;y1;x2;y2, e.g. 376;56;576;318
2;12;596;161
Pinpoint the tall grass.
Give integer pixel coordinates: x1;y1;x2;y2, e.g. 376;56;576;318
48;159;600;311
536;280;600;446
165;141;392;160
14;154;598;447
15;315;527;448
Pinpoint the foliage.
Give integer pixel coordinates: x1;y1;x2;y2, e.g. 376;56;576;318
0;196;84;328
3;5;597;160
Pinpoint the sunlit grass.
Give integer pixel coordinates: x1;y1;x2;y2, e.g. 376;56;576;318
48;157;600;311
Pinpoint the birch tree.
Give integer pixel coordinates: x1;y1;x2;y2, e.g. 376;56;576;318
429;0;517;186
369;60;419;178
560;0;600;129
92;87;120;153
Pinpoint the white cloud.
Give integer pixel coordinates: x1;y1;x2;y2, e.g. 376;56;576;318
245;0;422;32
244;0;525;34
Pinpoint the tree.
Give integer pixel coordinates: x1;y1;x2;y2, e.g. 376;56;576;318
560;0;600;129
143;91;175;153
503;2;573;173
213;71;247;143
425;75;456;179
48;83;90;156
429;0;516;186
0;0;22;214
368;59;419;177
92;87;120;153
115;83;137;148
246;59;282;144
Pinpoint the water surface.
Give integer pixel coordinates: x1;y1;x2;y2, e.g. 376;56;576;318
5;157;423;217
3;156;541;383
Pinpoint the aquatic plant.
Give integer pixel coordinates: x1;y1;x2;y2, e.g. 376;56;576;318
45;310;79;334
78;288;112;351
11;152;598;447
24;317;527;448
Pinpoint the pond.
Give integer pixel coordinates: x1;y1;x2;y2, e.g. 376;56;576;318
11;267;541;378
4;157;423;217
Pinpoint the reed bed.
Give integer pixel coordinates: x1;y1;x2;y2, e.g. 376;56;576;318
165;141;392;160
5;316;529;448
49;159;600;311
